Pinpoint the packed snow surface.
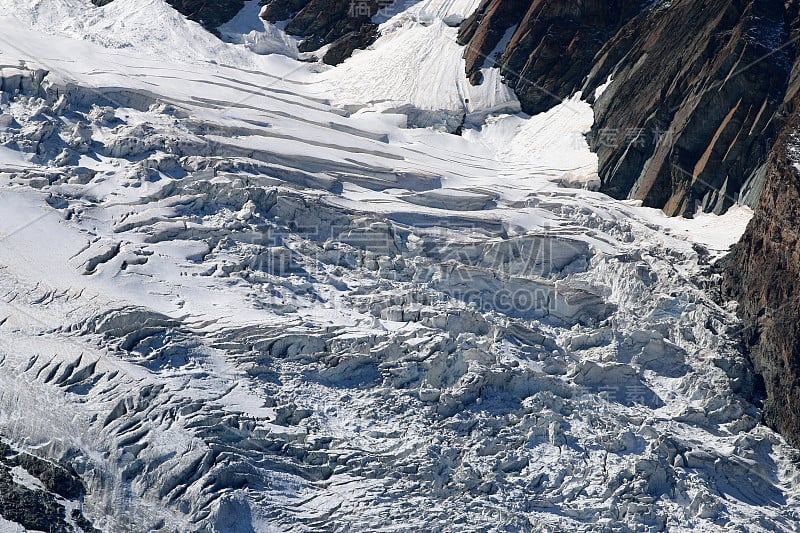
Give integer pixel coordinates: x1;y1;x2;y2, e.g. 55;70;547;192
0;0;795;532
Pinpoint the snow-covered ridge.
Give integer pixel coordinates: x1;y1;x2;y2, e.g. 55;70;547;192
0;0;794;532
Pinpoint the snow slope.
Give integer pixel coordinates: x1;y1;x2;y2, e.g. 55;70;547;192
0;0;793;532
320;12;520;130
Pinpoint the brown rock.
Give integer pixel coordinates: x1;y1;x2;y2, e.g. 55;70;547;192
323;25;380;66
584;0;796;216
723;97;800;446
458;0;647;115
261;0;382;64
260;0;312;22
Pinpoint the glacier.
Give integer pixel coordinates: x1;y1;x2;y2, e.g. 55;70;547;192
0;0;796;531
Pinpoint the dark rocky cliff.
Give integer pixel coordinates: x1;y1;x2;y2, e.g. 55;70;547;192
584;0;797;217
585;0;800;447
260;0;381;65
457;0;647;114
164;0;245;28
723;109;800;447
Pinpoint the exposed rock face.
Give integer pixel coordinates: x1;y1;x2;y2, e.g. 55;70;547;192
0;440;97;532
260;0;381;65
580;0;800;446
457;0;647;115
723;90;800;447
584;0;798;216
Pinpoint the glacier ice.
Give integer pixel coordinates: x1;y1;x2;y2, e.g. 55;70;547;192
0;1;794;532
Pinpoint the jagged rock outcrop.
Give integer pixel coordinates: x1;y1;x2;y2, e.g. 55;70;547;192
583;0;798;216
583;0;800;446
580;0;800;446
457;0;647;115
260;0;381;65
